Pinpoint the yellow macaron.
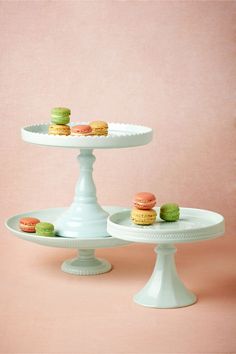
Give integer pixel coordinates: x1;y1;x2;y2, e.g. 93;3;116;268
131;208;157;225
48;124;71;136
90;121;108;136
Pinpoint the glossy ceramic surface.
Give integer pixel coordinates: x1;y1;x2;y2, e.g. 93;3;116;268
21;122;153;149
107;208;224;308
6;206;131;275
107;208;224;243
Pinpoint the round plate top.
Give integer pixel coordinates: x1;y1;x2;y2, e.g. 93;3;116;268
21;123;153;149
107;208;225;244
5;207;130;249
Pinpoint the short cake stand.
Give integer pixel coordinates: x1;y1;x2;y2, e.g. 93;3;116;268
6;123;152;275
107;208;224;308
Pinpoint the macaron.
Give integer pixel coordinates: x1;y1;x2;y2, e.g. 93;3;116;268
51;107;71;125
35;222;55;237
90;121;108;136
19;217;40;233
71;125;93;136
160;203;180;222
48;124;71;136
131;208;157;225
133;192;156;210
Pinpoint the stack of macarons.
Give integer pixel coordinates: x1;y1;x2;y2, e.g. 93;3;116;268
131;192;157;225
131;193;180;226
48;107;71;136
47;107;109;137
19;217;55;237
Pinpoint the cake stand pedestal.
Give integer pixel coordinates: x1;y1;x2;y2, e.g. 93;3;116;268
55;148;110;238
134;243;196;308
108;208;224;308
6;207;130;275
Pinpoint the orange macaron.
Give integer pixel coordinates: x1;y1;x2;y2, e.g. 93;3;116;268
19;217;40;233
133;192;156;210
71;125;93;136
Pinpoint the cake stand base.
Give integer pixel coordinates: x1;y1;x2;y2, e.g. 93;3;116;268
133;244;197;308
61;249;112;275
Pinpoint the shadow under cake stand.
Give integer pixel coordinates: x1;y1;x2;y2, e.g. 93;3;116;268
107;208;224;308
6;123;152;275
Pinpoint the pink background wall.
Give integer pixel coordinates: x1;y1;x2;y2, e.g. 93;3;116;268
0;1;235;353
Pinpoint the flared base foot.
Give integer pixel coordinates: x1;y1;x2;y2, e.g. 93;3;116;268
133;244;197;308
134;287;197;308
61;249;112;275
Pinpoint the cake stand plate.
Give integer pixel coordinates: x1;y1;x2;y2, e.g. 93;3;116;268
21;122;153;149
6;206;131;276
107;208;224;308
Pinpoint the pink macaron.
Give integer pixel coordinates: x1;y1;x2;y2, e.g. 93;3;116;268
19;217;40;233
133;192;156;210
71;125;93;136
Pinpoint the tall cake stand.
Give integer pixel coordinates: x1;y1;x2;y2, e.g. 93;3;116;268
6;123;152;275
107;208;225;308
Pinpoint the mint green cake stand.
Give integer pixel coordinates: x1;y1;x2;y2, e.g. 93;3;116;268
107;208;224;308
20;122;152;238
6;122;152;275
6;207;130;275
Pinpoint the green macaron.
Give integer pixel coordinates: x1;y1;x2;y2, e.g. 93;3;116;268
160;203;180;222
51;107;71;125
35;222;55;237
